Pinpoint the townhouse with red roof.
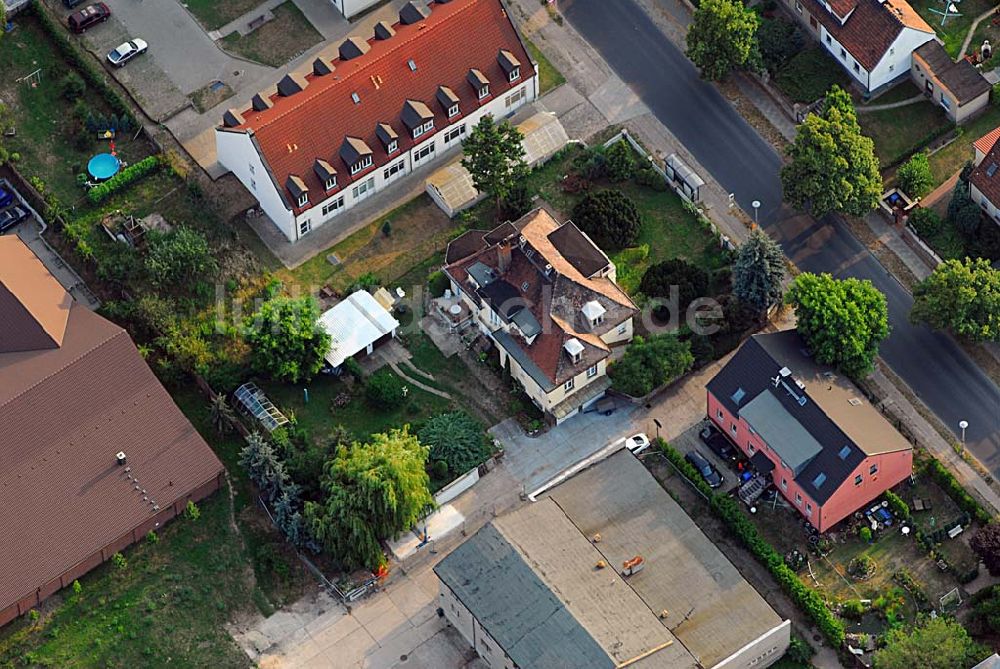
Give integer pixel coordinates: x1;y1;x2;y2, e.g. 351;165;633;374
444;208;638;424
707;331;913;533
215;0;538;244
968;126;1000;226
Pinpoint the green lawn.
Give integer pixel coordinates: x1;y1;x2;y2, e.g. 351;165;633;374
182;0;266;31
929;105;1000;184
0;17;153;206
859;100;952;167
775;46;851;104
909;0;995;57
525;38;566;94
220;2;323;68
866;81;922;106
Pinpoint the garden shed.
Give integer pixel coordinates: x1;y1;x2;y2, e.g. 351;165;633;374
318;289;399;369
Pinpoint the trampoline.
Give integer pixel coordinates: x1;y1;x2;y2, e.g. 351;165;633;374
87;153;121;181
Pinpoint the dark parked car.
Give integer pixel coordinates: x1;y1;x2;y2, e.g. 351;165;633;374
0;205;30;234
63;0;87;8
0;185;12;209
68;3;110;34
685;450;724;489
700;424;738;465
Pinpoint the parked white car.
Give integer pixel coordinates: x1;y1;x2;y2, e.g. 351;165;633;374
624;433;651;455
107;39;148;67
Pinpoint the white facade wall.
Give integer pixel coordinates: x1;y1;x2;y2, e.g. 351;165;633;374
970;182;1000;225
438;582;517;669
710;619;791;669
330;0;382;19
219;75;538;244
818;24;933;93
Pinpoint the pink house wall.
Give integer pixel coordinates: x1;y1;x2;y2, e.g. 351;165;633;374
706;391;912;532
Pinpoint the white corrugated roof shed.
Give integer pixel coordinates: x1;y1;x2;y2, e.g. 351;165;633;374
518;112;570;167
319;290;399;368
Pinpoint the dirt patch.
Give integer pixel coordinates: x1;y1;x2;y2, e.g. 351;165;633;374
189;81;235;113
716;78;792;154
219;2;323;68
842;216;920;291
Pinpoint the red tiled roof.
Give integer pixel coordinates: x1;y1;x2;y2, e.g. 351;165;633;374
974;126;1000;157
970;137;1000;207
804;0;931;71
224;0;534;214
0;242;223;618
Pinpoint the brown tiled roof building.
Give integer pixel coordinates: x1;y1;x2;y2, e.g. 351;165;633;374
0;237;224;626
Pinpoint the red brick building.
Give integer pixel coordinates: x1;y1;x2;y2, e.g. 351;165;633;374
0;237;224;626
706;331;912;532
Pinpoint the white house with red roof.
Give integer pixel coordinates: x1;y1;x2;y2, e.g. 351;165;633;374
216;0;538;244
968;126;1000;226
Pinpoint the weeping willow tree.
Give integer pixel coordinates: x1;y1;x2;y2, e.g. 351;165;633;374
304;427;434;570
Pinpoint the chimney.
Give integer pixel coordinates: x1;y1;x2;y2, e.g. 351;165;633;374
116;451;127;466
622;555;645;577
497;240;512;274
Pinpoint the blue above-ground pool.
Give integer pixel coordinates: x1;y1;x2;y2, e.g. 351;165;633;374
87;153;121;181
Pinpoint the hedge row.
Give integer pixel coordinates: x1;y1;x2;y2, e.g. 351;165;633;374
28;1;135;123
885;489;910;521
926;458;993;525
658;440;846;647
87;155;161;204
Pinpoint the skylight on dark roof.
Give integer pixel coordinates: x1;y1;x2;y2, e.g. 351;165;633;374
838;445;852;460
812;472;827;488
731;387;746;405
988;163;998;177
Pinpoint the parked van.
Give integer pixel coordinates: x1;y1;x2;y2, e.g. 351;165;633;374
68;3;110;34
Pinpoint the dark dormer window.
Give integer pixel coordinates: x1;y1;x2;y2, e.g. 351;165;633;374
286;175;309;208
448;104;459;118
478;85;490;100
387;139;398;153
351;155;373;175
508;67;520;82
467;69;490;101
325;176;337;190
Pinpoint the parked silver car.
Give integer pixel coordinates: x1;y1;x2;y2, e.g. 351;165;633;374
108;39;148;67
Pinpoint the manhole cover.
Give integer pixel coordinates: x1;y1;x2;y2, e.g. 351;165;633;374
399;655;408;662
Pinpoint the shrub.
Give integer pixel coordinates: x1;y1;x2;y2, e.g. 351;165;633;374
609;334;694;397
634;166;667;190
428;270;451;298
658;439;714;499
87;155;162;204
60;72;87;101
145;530;159;545
908;207;942;238
757;17;804;74
572;145;607;180
418;411;491;476
431;460;449;479
72;580;82;595
859;526;873;542
145;227;215;288
842;599;865;620
604;140;636;181
926;458;992;524
365;369;406;409
640;258;710;317
342;356;364;382
775;47;848;103
184;500;201;521
972;524;1000;576
896;152;934;199
571;190;642;250
112;552;128;570
885;490;910;520
500;180;533;220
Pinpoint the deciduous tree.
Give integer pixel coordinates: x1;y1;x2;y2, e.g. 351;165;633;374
245;296;331;383
461;115;528;220
145;227;216;288
972;524;1000;576
732;228;786;312
911;258;1000;342
686;0;760;81
609;335;695;397
305;428;434;570
873;616;988;669
757;17;804;74
785;272;889;378
896;152;934;199
781;87;882;218
639;258;710;315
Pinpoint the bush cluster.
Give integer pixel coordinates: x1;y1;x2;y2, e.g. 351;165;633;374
885;490;910;520
365;369;407;409
658;440;846;647
87;155;162;204
926;458;992;525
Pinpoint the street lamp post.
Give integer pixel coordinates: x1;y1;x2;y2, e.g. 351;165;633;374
653;418;662;441
751;200;761;226
959;420;969;445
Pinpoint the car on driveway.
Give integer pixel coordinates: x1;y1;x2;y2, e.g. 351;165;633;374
108;39;148;67
624;433;651;455
68;3;110;34
0;205;31;234
685;450;724;489
699;424;738;466
0;185;13;209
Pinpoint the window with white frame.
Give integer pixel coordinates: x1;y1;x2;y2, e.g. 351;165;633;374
564;377;574;391
508;67;520;82
748;443;755;455
383;159;405;180
795;492;802;505
730;423;737;436
478;85;490;100
870;463;878;475
387;139;398;153
422;120;434;133
351;177;375;200
413;142;435;163
444;125;466;144
324;176;337;190
322;196;344;217
299;218;311;236
618;322;627;335
350;155;373;175
505;87;526;108
806;503;813;517
587;364;597;378
296;193;308;207
716;409;723;420
448;104;459;118
412;126;424;139
781;478;787;490
855;474;863;486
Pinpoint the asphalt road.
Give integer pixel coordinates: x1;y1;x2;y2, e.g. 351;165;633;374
561;0;1000;468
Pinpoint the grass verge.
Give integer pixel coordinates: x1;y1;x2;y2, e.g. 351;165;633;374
859;100;952;167
775;46;851;104
220;2;323;68
182;0;267;32
525;38;566;93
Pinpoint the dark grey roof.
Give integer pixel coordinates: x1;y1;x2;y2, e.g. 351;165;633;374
374;20;395;40
277;73;307;97
401;99;434;130
512;307;541;338
339;36;370;61
446;230;488;264
285;175;307;199
484;221;518;244
436;85;460;110
478;280;523;318
434;524;614;669
915;41;991;105
497;48;521;74
312;57;334;76
467;261;496;287
750;449;775;474
251;92;273;112
494;329;555;391
339;136;371;165
467;68;489;90
313;159;337;183
222;109;244;128
399;1;430;25
706;333;865;504
548;222;609;278
376;122;398;147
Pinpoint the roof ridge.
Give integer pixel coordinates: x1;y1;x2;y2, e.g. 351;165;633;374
251;0;484;133
0;324;129;411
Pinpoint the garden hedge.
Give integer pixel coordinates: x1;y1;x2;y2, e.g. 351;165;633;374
29;1;136;124
658;439;846;647
87;155;162;204
926;458;992;525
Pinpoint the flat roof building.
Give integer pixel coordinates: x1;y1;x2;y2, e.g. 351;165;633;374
435;451;791;669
